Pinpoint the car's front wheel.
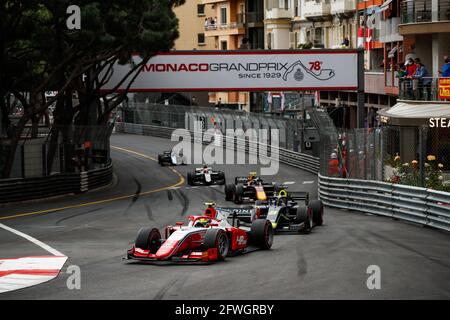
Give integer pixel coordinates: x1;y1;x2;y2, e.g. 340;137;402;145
134;227;161;253
250;219;273;249
203;229;229;261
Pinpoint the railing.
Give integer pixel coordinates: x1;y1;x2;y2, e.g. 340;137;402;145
401;0;450;24
398;77;446;101
0;162;113;204
319;174;450;232
115;122;320;175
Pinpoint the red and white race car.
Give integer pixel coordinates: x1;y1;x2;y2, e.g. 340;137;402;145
126;203;273;264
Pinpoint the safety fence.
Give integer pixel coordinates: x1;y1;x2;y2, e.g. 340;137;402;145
318;174;450;232
115;122;320;174
0;162;113;204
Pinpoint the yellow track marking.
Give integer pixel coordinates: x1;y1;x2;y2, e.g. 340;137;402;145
0;146;185;221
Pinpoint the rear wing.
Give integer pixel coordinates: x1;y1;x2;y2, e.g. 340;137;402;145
287;191;310;204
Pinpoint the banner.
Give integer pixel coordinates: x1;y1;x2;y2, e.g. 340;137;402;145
101;50;359;92
439;78;450;100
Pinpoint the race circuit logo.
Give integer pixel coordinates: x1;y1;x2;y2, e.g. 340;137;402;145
282;60;336;82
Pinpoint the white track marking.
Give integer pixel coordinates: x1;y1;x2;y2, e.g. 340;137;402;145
283;181;296;185
0;223;65;256
302;181;315;184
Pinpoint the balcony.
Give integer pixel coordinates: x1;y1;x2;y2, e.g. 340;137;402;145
401;0;450;24
204;22;245;37
330;0;356;15
265;8;292;20
398;77;450;102
303;0;331;20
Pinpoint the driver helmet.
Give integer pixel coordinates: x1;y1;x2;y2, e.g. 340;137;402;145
195;218;210;228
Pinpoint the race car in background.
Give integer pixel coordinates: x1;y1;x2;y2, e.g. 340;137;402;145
224;172;280;204
158;150;187;166
126;203;273;264
187;166;226;186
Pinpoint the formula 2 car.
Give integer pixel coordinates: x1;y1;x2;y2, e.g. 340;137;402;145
187;166;226;186
254;189;324;233
224;172;280;204
158;150;187;166
218;189;324;234
126;203;273;264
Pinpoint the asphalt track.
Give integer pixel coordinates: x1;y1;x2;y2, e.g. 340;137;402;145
0;133;449;299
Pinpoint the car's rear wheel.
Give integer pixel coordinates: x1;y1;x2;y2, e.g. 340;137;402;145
218;172;226;185
234;184;244;204
296;206;312;233
225;184;234;201
250;219;273;249
187;172;194;186
203;229;229;261
310;200;324;226
135;227;161;253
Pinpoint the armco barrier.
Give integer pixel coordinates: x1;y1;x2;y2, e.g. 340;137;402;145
318;174;450;232
115;122;320;174
0;163;113;204
116;122;450;232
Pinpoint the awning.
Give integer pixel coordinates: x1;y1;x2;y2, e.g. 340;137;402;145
378;101;450;126
366;0;394;14
388;46;398;58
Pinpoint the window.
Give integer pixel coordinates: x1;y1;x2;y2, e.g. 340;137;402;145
197;4;205;16
221;41;228;50
198;33;205;45
220;7;227;25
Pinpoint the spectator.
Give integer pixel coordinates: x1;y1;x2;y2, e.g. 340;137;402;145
204;18;209;29
405;58;417;99
341;37;350;47
439;56;450;77
414;62;432;100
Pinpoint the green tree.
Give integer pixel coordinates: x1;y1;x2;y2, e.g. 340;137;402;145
1;0;184;178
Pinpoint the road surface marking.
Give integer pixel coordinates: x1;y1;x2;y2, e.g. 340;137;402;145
283;181;296;185
0;224;67;294
303;181;315;184
0;146;185;221
0;223;64;256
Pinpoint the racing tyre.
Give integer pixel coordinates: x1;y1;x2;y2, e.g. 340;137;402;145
187;172;194;186
203;229;229;261
218;172;226;185
296;206;312;233
158;155;162;166
250;219;273;249
234;184;244;204
225;184;234;201
135;227;161;254
309;200;324;226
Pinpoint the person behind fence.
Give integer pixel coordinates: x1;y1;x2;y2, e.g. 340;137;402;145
439;55;450;77
405;58;417;99
397;63;407;95
414;61;431;100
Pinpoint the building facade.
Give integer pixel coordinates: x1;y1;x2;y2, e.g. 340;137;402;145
173;0;216;50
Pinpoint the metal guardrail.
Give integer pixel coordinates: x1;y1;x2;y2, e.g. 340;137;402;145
318;174;450;232
0;163;113;204
116;122;320;174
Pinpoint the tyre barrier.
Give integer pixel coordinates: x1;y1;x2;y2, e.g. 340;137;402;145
0;163;113;204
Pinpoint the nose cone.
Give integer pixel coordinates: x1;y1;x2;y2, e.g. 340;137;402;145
256;191;267;201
